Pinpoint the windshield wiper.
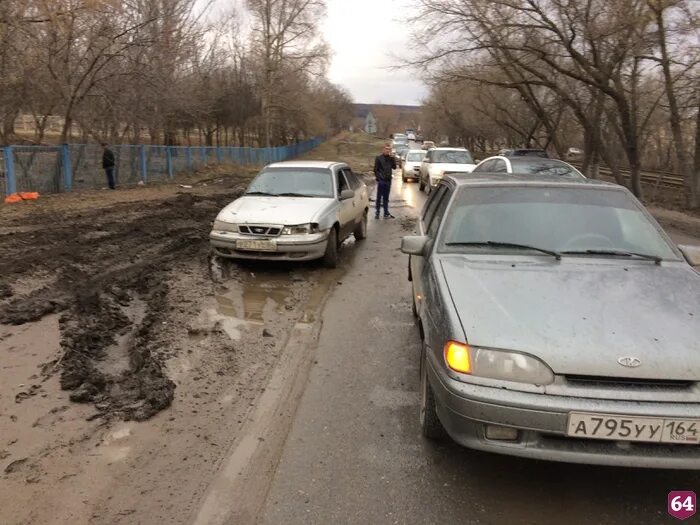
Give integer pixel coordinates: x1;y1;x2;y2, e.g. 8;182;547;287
561;249;662;265
275;192;320;197
444;241;562;260
244;191;278;196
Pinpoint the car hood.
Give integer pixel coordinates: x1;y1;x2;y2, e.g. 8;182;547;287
440;256;700;379
217;196;335;225
431;162;476;173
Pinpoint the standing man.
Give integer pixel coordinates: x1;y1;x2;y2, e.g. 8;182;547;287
374;143;397;219
102;142;116;190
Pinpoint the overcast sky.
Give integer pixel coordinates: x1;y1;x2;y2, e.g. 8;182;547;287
209;0;426;106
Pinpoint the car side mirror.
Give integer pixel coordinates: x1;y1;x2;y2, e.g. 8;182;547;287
339;189;355;201
678;245;700;266
401;235;429;256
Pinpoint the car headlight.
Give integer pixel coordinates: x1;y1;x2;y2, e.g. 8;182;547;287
213;220;238;232
281;223;319;235
444;342;554;385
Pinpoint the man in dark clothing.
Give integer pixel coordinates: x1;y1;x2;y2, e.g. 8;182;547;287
102;142;116;190
374;143;397;219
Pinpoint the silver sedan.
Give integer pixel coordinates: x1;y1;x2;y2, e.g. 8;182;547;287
402;174;700;468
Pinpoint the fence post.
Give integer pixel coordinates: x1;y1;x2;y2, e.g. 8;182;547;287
60;144;73;191
3;146;16;194
139;145;148;183
186;147;193;170
166;147;173;178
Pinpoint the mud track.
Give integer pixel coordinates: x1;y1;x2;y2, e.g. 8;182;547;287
0;181;246;421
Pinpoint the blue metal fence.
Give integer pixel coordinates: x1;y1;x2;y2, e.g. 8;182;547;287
2;138;322;195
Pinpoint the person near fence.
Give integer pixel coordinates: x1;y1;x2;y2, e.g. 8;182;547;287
102;142;116;190
374;143;396;219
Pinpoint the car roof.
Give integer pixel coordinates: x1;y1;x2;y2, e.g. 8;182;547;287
431;147;468;151
266;160;342;169
444;173;619;189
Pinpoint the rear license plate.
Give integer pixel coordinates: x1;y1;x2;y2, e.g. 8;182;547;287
236;239;277;252
567;412;700;444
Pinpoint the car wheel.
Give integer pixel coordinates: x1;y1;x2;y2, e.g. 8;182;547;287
322;228;338;268
420;342;447;440
419;177;425;191
353;211;368;241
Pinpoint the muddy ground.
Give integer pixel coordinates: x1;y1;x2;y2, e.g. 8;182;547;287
0;132;382;524
0;131;698;525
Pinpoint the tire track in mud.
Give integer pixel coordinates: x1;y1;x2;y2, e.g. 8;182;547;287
0;188;245;421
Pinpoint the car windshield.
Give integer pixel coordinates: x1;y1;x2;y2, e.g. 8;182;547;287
439;186;678;260
433;150;473;164
510;160;583;178
246;168;333;198
407;152;425;161
393;138;408;145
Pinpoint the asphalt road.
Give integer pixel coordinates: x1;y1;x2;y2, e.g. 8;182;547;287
259;173;700;525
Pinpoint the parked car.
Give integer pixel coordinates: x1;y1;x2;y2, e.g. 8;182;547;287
393;143;409;162
401;149;426;182
472;156;585;178
498;148;549;158
419;147;476;193
402;173;700;468
210;161;369;268
422;140;436;150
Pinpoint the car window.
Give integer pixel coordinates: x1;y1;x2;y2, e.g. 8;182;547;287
342;168;361;190
422;184;447;227
336;169;350;195
433;150;473;164
493;160;508;173
407;152;424;162
509;160;584;178
426;186;451;237
439;186;678;259
474;160;493;172
246;168;333;197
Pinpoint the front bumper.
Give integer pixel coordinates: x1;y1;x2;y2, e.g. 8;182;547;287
426;354;700;469
209;230;329;261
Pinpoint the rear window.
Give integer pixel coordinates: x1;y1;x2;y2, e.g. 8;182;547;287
433;150;473;164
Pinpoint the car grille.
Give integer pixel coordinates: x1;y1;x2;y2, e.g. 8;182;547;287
238;225;282;237
564;374;694;391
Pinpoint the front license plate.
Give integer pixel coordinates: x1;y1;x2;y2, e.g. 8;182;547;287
567;412;700;444
236;239;277;252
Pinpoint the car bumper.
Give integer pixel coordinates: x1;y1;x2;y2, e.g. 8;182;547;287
426;354;700;469
209;230;329;261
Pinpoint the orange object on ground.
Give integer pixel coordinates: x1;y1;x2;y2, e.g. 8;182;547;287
4;192;40;203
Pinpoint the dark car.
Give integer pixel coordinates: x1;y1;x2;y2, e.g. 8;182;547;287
498;148;549;158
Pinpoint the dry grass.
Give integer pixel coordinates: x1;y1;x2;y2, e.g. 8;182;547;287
300;131;385;174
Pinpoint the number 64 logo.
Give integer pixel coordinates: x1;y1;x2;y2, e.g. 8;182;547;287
668;491;696;520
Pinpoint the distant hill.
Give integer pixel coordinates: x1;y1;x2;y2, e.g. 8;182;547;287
351;103;421;118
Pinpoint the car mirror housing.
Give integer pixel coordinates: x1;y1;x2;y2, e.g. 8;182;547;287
339;189;355;201
678;245;700;266
401;235;429;256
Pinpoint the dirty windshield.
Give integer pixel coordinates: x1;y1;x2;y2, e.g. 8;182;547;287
440;186;678;259
246;168;333;198
433;150;473;164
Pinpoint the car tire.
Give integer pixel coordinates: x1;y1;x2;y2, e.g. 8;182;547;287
353;211;368;241
420;343;447;440
322;228;339;268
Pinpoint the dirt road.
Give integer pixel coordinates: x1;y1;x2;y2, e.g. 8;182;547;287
1;133;698;524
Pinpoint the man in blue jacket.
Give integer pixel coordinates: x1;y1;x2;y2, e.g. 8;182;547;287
374;143;396;219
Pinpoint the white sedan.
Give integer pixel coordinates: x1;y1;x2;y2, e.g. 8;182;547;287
210;161;369;267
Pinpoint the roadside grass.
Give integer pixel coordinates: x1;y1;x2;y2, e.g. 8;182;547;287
300;131;385;174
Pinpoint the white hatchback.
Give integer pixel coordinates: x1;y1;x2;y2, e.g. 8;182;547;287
210;161;369;267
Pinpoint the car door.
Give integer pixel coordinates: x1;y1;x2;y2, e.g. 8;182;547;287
336;168;355;240
341;167;365;224
411;183;450;317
